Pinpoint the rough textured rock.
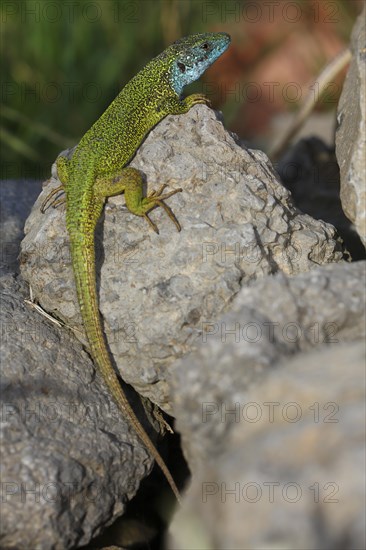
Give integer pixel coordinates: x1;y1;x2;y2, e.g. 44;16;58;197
20;106;343;414
169;340;366;550
171;261;365;469
0;274;155;550
335;6;366;247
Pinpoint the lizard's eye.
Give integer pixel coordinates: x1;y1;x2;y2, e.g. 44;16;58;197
201;43;209;50
177;62;186;73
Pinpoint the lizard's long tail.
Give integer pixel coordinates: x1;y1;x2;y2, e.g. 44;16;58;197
67;222;181;503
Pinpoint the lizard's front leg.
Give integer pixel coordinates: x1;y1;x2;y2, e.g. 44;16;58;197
94;167;182;233
156;93;211;115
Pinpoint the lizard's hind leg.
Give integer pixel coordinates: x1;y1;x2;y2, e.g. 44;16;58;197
40;155;70;213
94;167;182;233
145;187;182;232
40;185;65;213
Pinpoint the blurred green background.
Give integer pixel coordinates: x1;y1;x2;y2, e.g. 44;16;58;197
0;0;362;180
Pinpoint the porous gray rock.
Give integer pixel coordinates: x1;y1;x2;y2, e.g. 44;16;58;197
169;340;366;550
336;6;366;247
168;261;365;549
171;261;365;469
0;274;154;550
20;106;343;413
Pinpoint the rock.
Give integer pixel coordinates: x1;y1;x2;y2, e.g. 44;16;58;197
277;137;365;261
0;274;155;550
169;340;366;550
20;106;344;414
0;179;42;274
335;6;366;247
83;515;159;550
169;261;365;549
171;261;365;469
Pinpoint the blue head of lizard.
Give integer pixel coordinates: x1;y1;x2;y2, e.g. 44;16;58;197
168;32;231;97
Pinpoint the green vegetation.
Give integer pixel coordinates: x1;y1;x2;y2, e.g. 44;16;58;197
1;0;220;179
1;0;361;179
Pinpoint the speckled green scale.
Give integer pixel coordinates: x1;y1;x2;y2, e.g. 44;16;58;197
49;32;231;502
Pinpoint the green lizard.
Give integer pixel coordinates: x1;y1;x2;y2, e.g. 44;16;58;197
42;32;231;502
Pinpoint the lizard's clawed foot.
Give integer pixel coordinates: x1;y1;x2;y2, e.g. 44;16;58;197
143;185;182;233
147;184;182;202
185;93;211;109
40;185;65;213
147;183;168;198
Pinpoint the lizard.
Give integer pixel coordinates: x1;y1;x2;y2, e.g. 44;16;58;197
41;32;231;503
